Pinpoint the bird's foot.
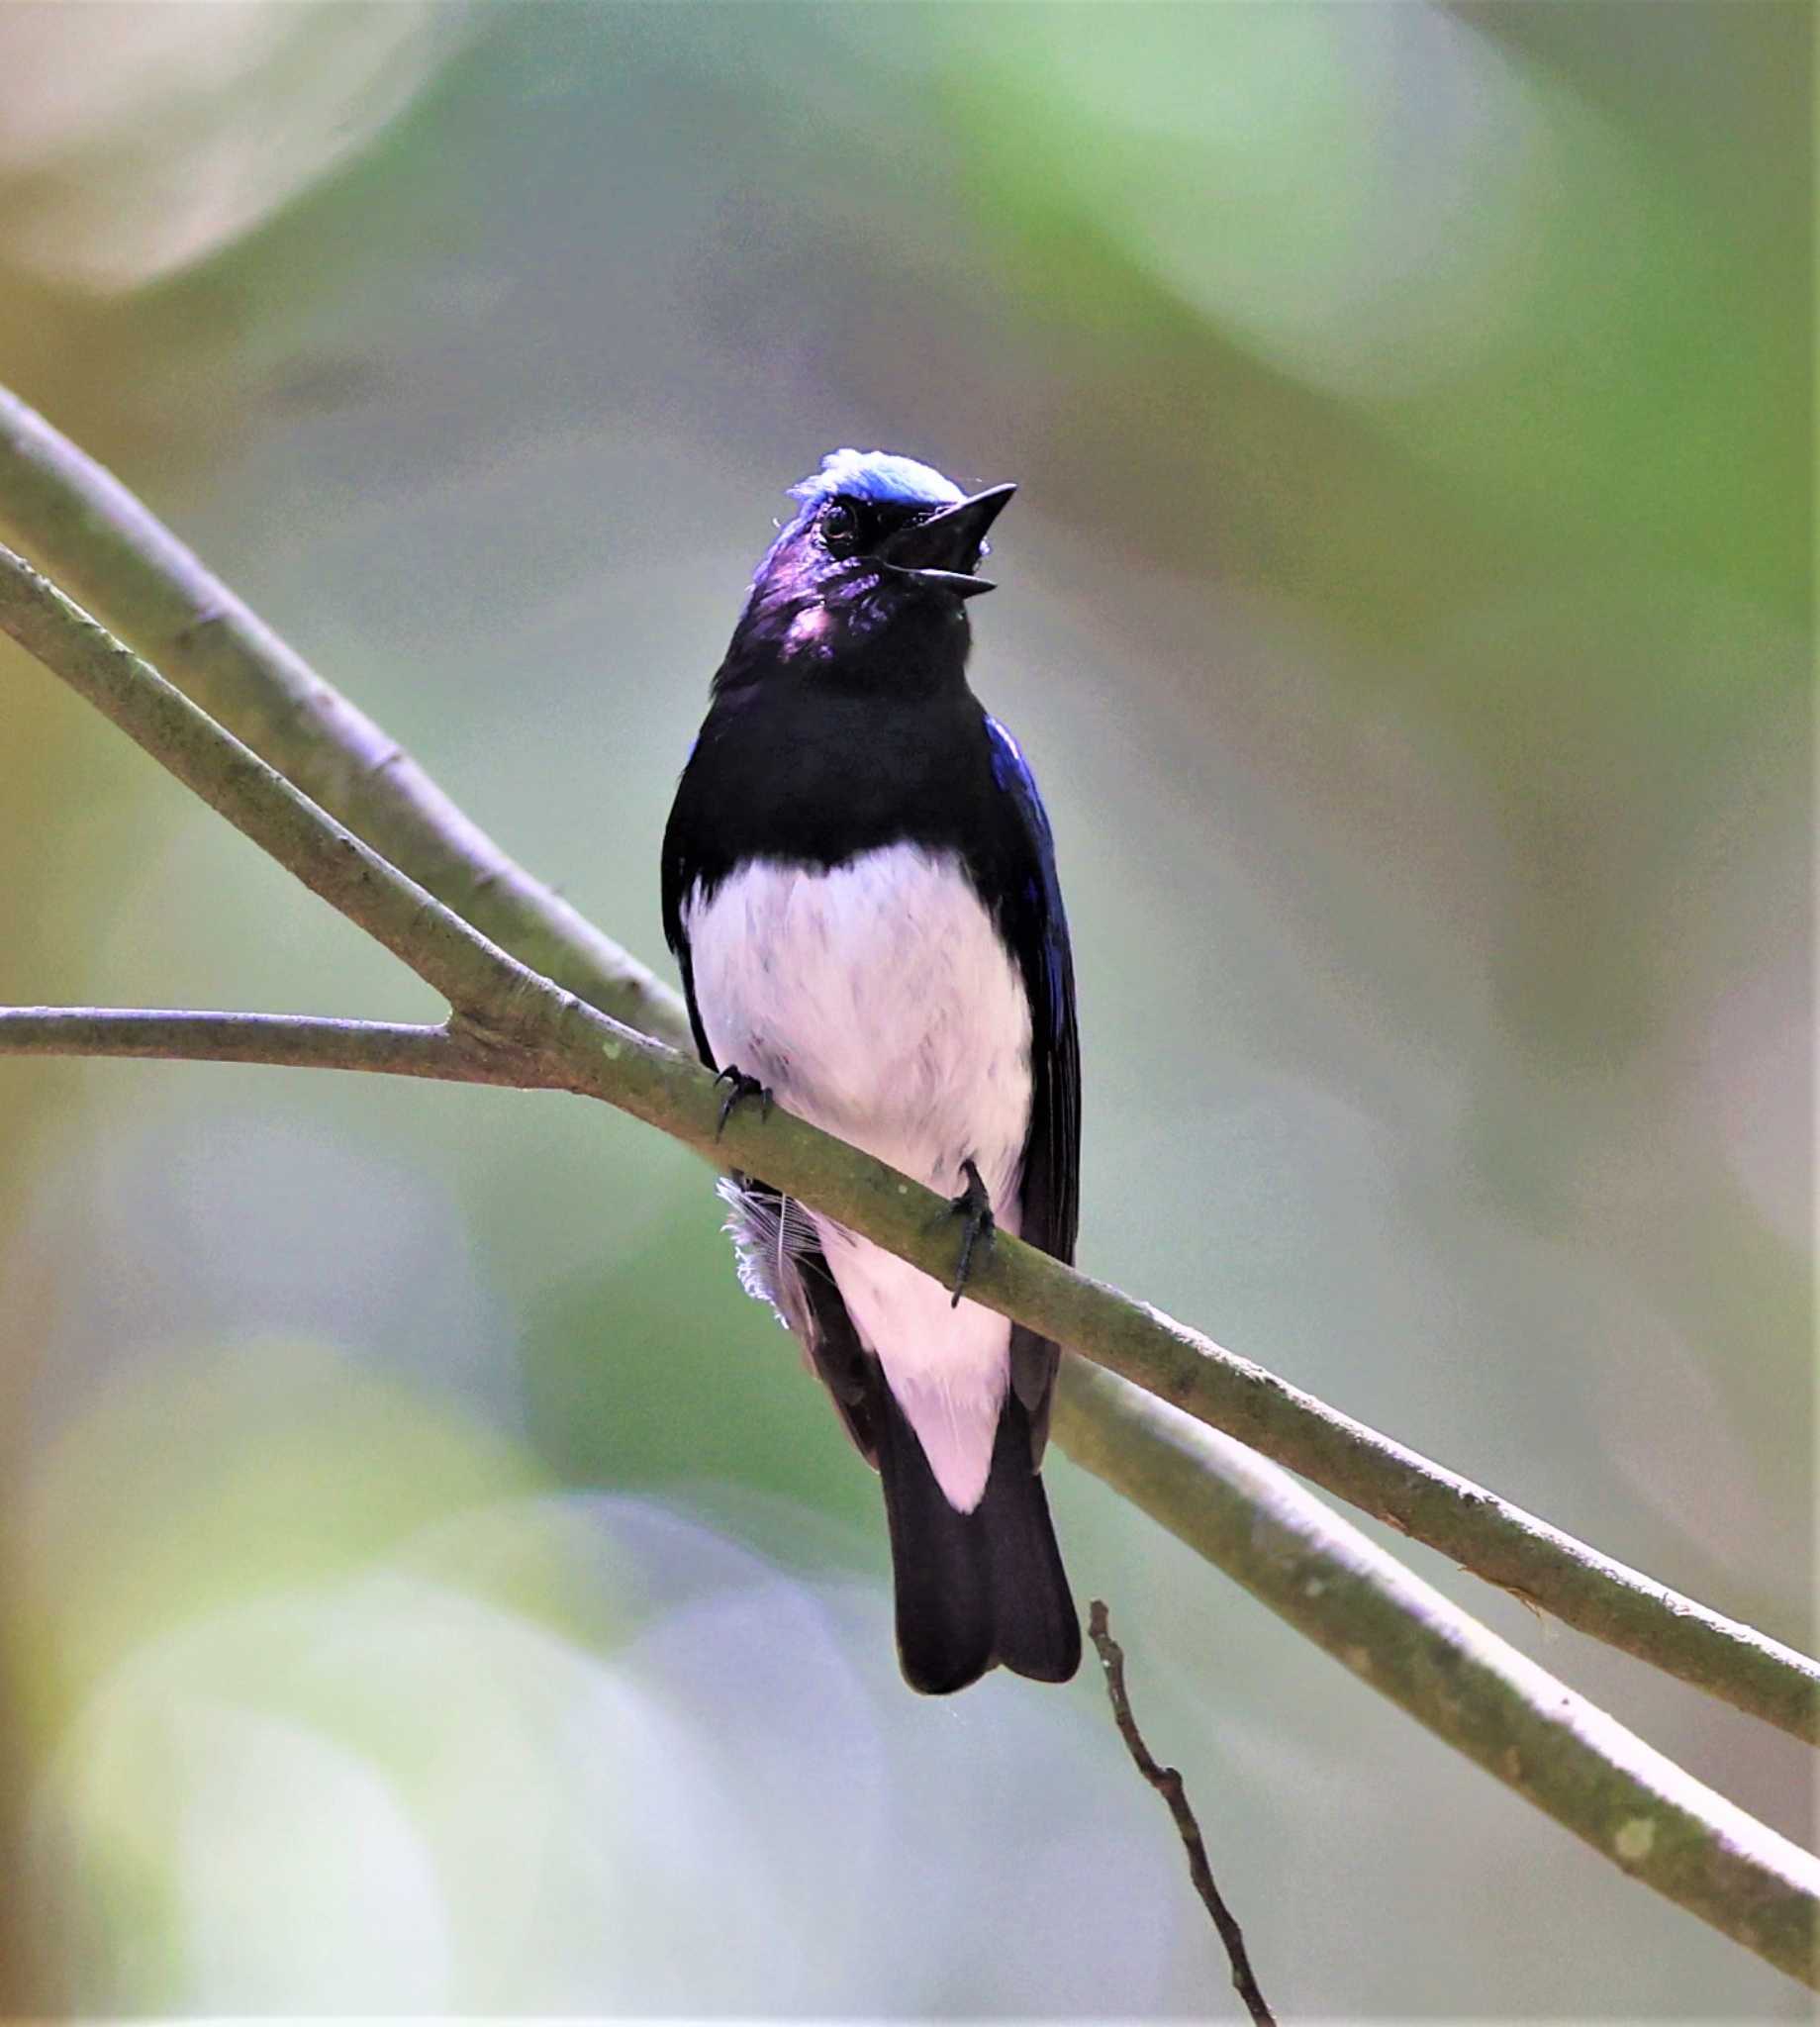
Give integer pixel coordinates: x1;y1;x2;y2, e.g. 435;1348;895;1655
947;1157;995;1308
714;1065;773;1138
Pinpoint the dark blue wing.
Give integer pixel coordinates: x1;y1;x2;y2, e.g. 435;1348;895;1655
983;716;1081;1453
660;739;720;1068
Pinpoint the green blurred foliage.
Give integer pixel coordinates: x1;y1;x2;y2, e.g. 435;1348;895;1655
0;2;1808;2015
523;1212;881;1532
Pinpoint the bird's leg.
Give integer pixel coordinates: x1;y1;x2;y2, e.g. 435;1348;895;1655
947;1156;996;1307
714;1064;773;1138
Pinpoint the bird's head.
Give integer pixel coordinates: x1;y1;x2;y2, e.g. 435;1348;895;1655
723;448;1015;682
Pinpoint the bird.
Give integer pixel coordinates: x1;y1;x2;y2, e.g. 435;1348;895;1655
661;447;1081;1694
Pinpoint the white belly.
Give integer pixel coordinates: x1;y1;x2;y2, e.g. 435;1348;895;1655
684;844;1033;1510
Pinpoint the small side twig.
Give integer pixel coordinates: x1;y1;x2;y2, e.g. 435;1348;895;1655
0;1007;556;1087
1089;1599;1278;2026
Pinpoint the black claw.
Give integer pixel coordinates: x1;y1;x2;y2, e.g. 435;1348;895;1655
715;1065;772;1138
948;1156;995;1307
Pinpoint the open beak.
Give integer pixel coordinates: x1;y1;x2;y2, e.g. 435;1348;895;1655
878;483;1016;599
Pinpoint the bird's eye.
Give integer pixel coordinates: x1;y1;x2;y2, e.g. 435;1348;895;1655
821;501;860;556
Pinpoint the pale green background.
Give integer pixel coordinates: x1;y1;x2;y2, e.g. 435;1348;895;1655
0;3;1808;2016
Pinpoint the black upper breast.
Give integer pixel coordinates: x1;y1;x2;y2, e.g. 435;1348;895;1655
664;682;1007;935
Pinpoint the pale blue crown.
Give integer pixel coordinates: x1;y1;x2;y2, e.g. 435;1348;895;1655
789;447;964;513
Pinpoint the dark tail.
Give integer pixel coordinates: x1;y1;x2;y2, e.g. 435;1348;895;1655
875;1385;1081;1695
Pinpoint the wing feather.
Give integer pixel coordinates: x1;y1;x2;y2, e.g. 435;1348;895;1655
982;716;1081;1459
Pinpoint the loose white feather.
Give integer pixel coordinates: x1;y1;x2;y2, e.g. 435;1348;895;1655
717;1175;819;1347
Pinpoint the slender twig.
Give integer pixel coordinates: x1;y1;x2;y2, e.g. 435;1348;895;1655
1088;1600;1278;2025
0;1008;559;1086
1;463;1817;1985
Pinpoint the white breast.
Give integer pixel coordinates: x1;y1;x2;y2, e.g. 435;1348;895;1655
685;845;1033;1511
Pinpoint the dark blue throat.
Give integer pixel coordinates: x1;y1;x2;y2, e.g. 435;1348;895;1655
718;561;974;703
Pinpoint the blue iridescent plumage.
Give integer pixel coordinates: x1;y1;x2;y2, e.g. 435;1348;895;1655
789;446;964;513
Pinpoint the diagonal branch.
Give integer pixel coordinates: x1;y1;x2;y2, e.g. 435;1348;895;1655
0;416;1815;1986
0;386;690;1050
1059;1364;1820;1994
0;548;546;1034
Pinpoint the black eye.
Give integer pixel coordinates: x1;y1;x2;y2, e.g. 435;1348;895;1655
821;500;860;556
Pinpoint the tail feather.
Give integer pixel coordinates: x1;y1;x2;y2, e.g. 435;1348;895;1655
876;1384;1080;1694
981;1404;1081;1684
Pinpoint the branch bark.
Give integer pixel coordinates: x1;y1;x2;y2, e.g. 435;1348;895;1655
0;1008;546;1085
1058;1363;1820;1991
1;404;1816;1988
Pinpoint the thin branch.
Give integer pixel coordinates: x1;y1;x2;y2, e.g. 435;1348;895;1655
0;1008;559;1087
1060;1363;1820;1993
0;543;562;1042
1;452;1816;1985
0;385;690;1050
1088;1599;1278;2025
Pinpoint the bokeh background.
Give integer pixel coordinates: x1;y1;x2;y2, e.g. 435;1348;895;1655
0;2;1809;2016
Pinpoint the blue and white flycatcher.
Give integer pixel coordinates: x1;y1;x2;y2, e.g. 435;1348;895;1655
662;449;1081;1693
